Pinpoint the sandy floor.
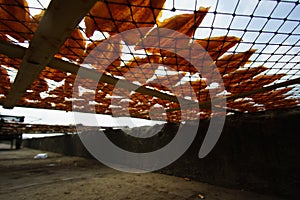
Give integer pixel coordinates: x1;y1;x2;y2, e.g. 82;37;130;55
0;143;288;200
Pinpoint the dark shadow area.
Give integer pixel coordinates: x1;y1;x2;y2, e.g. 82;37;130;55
23;107;300;199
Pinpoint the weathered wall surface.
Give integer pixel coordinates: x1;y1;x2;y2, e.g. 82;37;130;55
23;108;300;199
24;134;93;158
159;110;300;199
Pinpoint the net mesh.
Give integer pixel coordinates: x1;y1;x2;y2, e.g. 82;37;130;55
0;0;299;122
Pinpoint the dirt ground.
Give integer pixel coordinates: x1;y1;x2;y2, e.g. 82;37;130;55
0;143;288;200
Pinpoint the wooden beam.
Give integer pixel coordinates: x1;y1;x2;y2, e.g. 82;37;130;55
1;40;299;113
49;58;186;104
0;40;192;107
0;40;25;59
166;77;300;112
3;0;98;109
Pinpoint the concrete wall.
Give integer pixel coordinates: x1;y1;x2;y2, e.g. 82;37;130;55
160;111;300;199
23;108;300;199
24;134;93;158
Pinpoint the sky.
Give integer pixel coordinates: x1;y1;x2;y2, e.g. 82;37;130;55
0;0;299;127
0;106;164;127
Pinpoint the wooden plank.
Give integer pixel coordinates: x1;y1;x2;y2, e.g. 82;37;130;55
0;40;191;107
2;40;299;112
3;0;98;109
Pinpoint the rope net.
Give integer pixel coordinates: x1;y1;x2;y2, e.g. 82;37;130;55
0;0;299;123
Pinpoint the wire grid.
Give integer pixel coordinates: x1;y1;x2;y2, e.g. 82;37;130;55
0;0;299;123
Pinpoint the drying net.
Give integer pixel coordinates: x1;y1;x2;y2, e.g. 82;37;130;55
0;0;299;123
